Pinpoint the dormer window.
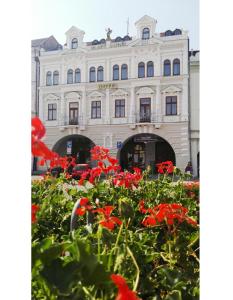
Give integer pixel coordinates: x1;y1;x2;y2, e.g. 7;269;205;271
71;38;78;49
142;27;150;40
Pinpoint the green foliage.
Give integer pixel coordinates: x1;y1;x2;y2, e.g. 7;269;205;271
32;172;199;299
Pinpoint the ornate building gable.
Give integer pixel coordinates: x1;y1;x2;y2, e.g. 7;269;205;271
110;89;128;97
87;91;105;99
161;86;182;94
65;91;82;100
44;93;60;101
136;86;155;95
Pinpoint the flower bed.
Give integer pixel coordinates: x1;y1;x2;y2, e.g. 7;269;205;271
32;118;199;300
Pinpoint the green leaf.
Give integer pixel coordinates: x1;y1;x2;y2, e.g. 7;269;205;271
165;290;182;300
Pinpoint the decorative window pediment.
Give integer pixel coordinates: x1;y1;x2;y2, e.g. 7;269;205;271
87;91;105;99
44;93;60;101
161;86;182;94
111;89;128;97
65;91;81;100
136;86;155;95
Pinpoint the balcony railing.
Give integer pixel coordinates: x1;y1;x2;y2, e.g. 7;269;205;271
59;116;84;127
138;114;151;123
68;118;79;125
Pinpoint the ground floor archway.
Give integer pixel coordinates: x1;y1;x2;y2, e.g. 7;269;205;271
52;134;95;164
118;133;176;173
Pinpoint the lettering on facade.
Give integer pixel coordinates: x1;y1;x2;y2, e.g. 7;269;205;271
98;83;116;90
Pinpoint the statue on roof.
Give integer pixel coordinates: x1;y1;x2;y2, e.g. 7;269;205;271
105;28;112;40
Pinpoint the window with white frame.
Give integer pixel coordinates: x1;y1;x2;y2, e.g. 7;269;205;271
53;71;59;85
115;99;125;117
91;101;101;118
166;96;177;115
48;103;57;120
46;71;52;86
67;69;73;84
75;68;81;83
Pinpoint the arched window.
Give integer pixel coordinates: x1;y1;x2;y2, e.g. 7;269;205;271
142;27;150;40
138;62;145;78
92;40;99;45
121;64;128;80
71;38;78;49
165;30;173;37
113;64;119;80
46;71;52;86
115;36;122;42
173;29;182;35
75;68;81;83
67;69;73;84
53;71;59;85
164;60;171;76
97;66;104;82
173;59;180;75
89;67;96;82
147;61;154;77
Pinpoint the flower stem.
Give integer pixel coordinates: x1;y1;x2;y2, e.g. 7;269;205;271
127;246;140;292
108;223;123;271
82;286;95;300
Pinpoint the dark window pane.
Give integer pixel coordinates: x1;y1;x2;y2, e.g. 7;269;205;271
147;61;154;77
97;66;104;81
75;68;81;83
115;99;125;117
48;103;57;120
164;60;171;76
121;64;128;80
67;69;73;84
166;96;177;115
173;59;180;75
90;67;96;82
71;38;78;49
113;65;119;80
142;27;150;40
53;71;59;85
138;62;145;78
46;71;52;86
91;101;101;118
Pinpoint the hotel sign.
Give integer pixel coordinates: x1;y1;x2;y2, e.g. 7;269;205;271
98;83;116;90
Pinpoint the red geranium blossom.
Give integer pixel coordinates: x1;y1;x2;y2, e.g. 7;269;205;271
76;198;93;216
156;161;174;174
140;203;197;227
111;274;139;300
91;145;110;161
93;206;122;230
112;168;142;189
32;204;39;223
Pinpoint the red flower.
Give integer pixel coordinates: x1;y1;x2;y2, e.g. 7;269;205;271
76;198;92;216
91;145;109;161
31;117;45;140
141;203;197;228
94;206;122;230
111;274;139;300
32;204;39;223
112;169;142;189
156;161;174;174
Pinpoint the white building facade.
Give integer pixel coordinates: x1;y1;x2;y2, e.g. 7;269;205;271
34;15;199;175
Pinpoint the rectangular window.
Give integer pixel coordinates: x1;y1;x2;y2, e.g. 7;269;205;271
115;99;125;118
140;98;151;122
91;101;101;119
48;103;57;120
166;96;177;115
69;102;78;125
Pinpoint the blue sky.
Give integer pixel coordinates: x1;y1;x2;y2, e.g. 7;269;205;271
32;0;199;49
